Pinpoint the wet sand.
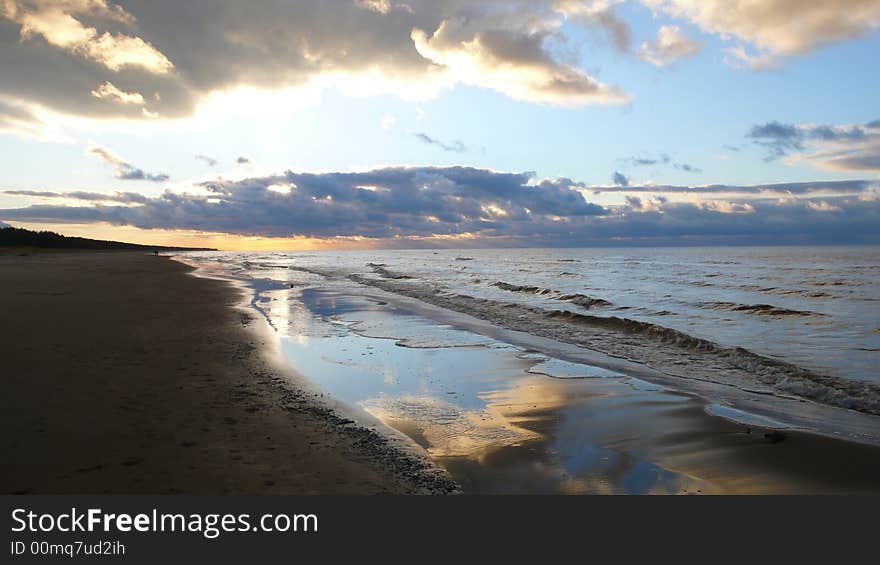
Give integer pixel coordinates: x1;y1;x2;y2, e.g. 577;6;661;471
433;379;880;494
0;251;454;494
258;285;880;494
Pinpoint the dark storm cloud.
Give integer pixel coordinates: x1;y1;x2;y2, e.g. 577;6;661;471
414;133;466;153
2;166;877;245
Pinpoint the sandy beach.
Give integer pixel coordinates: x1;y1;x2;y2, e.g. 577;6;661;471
2;249;879;495
0;251;455;494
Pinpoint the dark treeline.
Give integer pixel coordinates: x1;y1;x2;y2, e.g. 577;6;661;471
0;227;215;251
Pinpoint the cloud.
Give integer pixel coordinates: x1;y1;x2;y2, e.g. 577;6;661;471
3;189;149;203
2;166;878;246
1;0;877;126
0;166;607;239
354;0;412;15
748;119;880;172
414;132;466;152
612;171;629;186
621;152;700;173
722;45;779;71
807;200;842;212
643;0;880;69
638;25;701;67
0;220;11;228
236;156;251;165
625;153;671;167
87;142;169;181
2;0;173;73
412;16;629;105
412;13;629;104
195;154;218;167
90;81;144;105
0;96;81;142
674;162;701;173
554;0;632;52
747;121;805;158
0;0;633;125
0;97;60;140
591;179;875;195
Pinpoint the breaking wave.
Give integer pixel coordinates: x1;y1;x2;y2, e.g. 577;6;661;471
366;263;413;280
490;281;612;309
703;302;819;317
343;274;880;416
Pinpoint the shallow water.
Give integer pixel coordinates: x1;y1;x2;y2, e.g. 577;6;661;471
177;247;880;493
262;286;715;493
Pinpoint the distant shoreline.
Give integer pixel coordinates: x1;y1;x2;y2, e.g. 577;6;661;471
0;226;216;251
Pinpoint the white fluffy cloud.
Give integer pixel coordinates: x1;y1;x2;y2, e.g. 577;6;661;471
2;0;173;73
553;0;633;51
638;25;700;66
0;0;876;128
412;15;630;105
0;0;635;126
643;0;880;69
90;81;144;104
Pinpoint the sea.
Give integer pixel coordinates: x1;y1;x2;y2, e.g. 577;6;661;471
178;246;880;493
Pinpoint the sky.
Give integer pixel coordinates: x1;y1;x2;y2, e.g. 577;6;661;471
0;0;879;249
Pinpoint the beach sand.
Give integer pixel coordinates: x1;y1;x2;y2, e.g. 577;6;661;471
3;250;879;495
0;251;454;494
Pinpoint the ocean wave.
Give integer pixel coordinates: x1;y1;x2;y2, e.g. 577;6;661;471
366;263;413;280
559;294;613;309
777;289;833;299
690;281;835;299
490;281;612;309
347;274;880;416
491;281;551;294
703;302;819;317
